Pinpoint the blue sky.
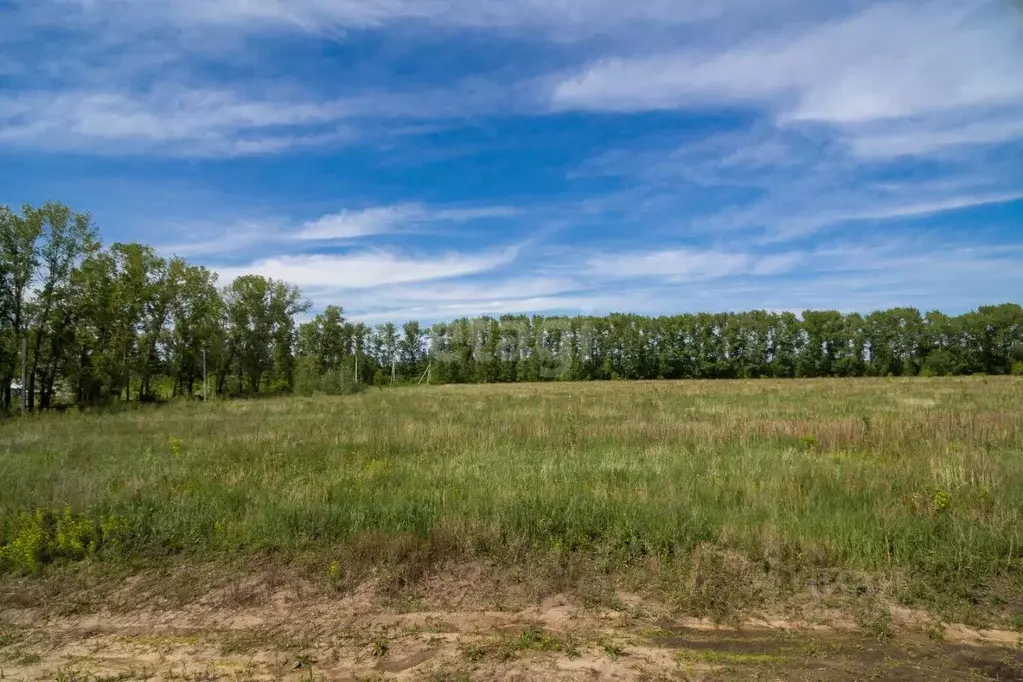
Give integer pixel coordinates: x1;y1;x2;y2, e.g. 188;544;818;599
1;0;1022;322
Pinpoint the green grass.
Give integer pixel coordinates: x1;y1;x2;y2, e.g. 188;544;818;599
2;377;1022;620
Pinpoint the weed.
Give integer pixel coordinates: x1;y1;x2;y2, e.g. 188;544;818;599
0;649;41;666
861;611;894;641
675;648;785;666
219;630;271;655
932;488;951;515
562;635;581;659
603;641;624;661
54;667;89;682
462;642;485;662
431;672;472;682
515;625;561;652
0;620;20;648
861;414;873;434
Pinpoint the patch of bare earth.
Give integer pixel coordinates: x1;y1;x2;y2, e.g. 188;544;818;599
1;564;1021;681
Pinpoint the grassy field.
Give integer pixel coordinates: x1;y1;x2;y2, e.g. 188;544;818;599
3;377;1022;626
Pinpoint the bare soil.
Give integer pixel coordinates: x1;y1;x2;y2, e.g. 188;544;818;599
1;562;1021;681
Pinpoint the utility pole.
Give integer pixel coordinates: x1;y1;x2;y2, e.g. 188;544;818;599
391;357;396;385
417;363;432;385
202;348;208;402
20;335;27;415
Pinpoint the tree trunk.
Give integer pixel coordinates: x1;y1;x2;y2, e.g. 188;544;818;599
41;369;56;409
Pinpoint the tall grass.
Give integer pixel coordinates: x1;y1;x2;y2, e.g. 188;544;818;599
2;378;1021;615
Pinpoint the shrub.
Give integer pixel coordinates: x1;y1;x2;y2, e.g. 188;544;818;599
319;369;363;395
0;511;47;574
1;507;128;574
922;350;959;377
293;357;364;396
293;356;319;396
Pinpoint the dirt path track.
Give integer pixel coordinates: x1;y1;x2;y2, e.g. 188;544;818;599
2;566;1021;681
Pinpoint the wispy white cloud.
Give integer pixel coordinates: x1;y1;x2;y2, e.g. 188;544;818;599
590;249;747;281
549;0;1023;243
587;247;804;281
806;192;1023;225
156;221;283;257
215;245;521;290
52;0;735;34
738;191;1023;242
341;275;595;322
10;1;1021;163
0;88;354;156
296;204;516;240
550;2;1023;123
366;276;581;304
297;205;426;240
843;110;1023;158
579;117;1023;242
152;202;518;258
0;80;547;155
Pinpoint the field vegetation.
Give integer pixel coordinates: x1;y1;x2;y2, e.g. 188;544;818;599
3;377;1021;629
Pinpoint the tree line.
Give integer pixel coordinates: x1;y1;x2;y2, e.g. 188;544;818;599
422;307;1023;383
2;202;1022;411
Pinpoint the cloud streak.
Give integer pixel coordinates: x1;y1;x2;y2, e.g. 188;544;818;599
550;1;1023;123
0;88;355;156
215;245;521;291
296;204;517;240
51;0;735;33
586;246;809;281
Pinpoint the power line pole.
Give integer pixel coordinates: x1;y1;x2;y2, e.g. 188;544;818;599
20;335;27;415
417;363;432;385
202;348;207;402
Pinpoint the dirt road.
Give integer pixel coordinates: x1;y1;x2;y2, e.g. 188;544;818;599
2;564;1021;681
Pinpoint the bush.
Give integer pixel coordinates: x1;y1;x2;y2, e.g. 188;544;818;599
319;369;362;395
293;356;319;396
293;356;364;396
0;507;127;574
1011;361;1023;377
921;350;958;377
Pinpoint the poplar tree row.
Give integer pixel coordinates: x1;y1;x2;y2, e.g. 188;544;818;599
3;202;1021;412
418;307;1023;383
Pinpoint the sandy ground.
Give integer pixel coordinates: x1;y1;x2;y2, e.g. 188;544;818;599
2;565;1021;681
